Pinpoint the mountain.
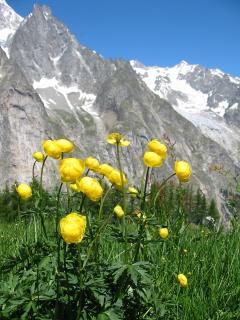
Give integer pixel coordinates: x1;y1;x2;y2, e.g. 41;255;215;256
130;60;240;167
0;0;23;54
0;1;239;223
0;47;57;186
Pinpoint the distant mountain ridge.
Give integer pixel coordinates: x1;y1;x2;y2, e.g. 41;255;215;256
0;0;239;224
130;60;240;166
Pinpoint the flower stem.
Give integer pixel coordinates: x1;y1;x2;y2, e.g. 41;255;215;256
116;144;128;263
79;193;86;212
39;156;48;238
17;196;21;222
32;160;37;181
63;243;71;305
98;185;112;219
153;173;176;210
55;182;63;319
134;167;150;262
141;167;150;211
56;182;63;234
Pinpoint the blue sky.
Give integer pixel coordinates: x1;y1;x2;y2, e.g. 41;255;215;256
8;0;240;76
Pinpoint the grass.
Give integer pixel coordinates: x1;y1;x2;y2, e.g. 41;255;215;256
0;201;239;319
0;136;239;319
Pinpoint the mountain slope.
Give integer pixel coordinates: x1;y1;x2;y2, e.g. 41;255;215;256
0;0;23;54
0;47;57;186
130;60;240;166
0;2;239;223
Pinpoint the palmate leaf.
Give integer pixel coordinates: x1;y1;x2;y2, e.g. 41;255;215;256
109;263;128;284
97;306;124;320
130;261;152;285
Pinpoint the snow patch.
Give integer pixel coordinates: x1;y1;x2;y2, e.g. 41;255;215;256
213;101;228;117
33;77;96;112
229;103;238;110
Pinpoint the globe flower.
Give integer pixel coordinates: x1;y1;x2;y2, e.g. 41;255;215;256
69;183;81;192
143;151;163;168
42;140;62;159
55;139;75;153
159;227;169;239
33;151;44;162
77;176;103;201
59;158;85;183
107;132;130;147
128;186;138;197
177;273;188;288
85;157;100;172
60;212;86;244
16;183;32;200
174;160;192;182
134;209;146;221
148;139;167;159
114;205;124;218
97;163;114;177
108;169;128;189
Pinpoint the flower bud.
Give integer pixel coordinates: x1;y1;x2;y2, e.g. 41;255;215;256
175;161;192;182
177;273;188;288
77;176;103;201
59;158;85;182
60;212;86;244
148;139;167;159
42;140;62;159
33;151;44;162
55;139;75;153
85;157;100;172
16;183;32;200
159;227;169;239
143;151;162;168
114;205;124;218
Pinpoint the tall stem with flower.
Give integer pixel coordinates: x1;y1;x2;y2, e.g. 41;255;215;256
107;132;130;263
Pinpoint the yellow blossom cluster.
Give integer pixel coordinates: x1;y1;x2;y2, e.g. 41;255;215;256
143;139;167;168
42;139;75;159
26;133;192;258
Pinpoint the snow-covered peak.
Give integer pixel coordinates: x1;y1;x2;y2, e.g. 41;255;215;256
131;59;240;117
0;0;23;49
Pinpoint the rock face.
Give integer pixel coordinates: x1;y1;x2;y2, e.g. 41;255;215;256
0;47;56;186
0;2;240;223
0;0;23;53
130;60;240;167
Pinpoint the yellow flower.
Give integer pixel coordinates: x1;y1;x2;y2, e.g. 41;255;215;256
159;227;169;239
108;169;128;189
143;151;163;168
77;176;103;201
59;158;85;183
55;139;75;153
69;183;81;192
177;273;188;288
174;160;192;182
148;139;167;159
33;151;44;162
97;163;114;177
42;140;62;159
128;186;138;197
107;132;130;147
16;183;32;200
60;212;86;244
134;209;146;221
85;157;100;172
114;205;124;218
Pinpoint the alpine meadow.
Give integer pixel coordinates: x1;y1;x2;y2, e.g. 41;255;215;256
0;0;240;319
